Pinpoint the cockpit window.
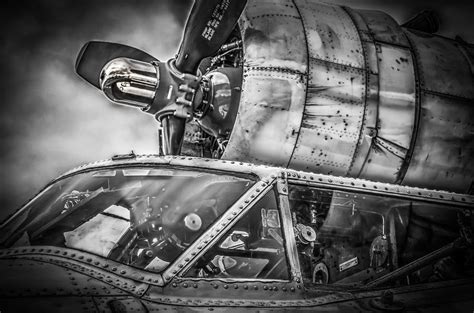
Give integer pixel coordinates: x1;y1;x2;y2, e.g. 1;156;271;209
184;187;290;280
288;184;474;287
0;167;255;273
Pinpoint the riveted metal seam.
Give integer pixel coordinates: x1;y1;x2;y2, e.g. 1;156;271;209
396;31;422;184
286;0;310;170
341;6;372;176
277;172;303;281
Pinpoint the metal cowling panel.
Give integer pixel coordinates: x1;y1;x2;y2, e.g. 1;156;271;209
342;7;417;184
402;92;474;193
223;0;308;166
358;44;417;183
289;0;365;175
354;9;410;47
290;59;365;175
406;30;474;100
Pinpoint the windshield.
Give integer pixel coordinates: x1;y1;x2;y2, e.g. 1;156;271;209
0;166;255;273
289;184;474;287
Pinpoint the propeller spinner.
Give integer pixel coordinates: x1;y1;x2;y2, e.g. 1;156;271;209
75;0;247;155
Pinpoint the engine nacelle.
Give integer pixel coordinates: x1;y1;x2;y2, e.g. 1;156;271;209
219;0;474;193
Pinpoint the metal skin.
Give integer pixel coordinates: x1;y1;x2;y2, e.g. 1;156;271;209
1;155;474;312
222;0;474;194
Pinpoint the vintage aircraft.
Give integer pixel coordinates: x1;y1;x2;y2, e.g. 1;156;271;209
1;155;473;312
1;0;474;312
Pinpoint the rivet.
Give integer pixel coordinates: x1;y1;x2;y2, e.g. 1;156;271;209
263;286;268;290
273;286;278;291
296;278;301;283
290;287;295;292
193;283;198;288
254;286;258;290
244;285;248;290
213;284;218;289
172;283;177;287
234;285;238;289
112;267;117;271
120;270;126;274
184;258;190;262
178;264;183;268
78;256;83;260
297;285;301;289
86;258;92;262
183;283;188;288
223;284;228;289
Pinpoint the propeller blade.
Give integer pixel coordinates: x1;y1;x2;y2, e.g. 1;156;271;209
75;41;157;88
175;0;247;74
160;115;187;155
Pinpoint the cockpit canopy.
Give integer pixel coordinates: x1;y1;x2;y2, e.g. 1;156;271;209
0;166;255;273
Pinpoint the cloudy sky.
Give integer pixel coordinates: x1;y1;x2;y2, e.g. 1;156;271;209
0;0;473;221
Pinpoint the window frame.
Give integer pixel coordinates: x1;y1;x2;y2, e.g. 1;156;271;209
285;177;474;292
173;173;295;283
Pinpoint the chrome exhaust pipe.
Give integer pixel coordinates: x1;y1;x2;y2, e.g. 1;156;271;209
100;57;159;109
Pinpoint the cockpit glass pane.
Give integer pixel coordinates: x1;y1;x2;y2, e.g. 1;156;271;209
0;167;255;273
289;184;474;287
185;187;290;280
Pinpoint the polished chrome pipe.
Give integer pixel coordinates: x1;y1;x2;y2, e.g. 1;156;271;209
100;57;159;109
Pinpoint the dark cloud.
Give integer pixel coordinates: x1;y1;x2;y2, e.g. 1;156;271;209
0;0;472;221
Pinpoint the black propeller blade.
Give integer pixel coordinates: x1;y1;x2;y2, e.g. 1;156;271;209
161;0;247;154
75;41;157;89
175;0;248;74
160;116;187;155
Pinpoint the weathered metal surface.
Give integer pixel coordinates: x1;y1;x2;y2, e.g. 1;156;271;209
406;30;474;100
222;0;307;167
355;9;410;47
289;1;365;176
0;248;150;292
343;7;378;179
289;59;365;175
357;44;416;183
294;0;364;68
221;0;474;193
401;92;474;192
